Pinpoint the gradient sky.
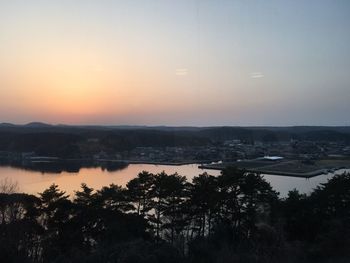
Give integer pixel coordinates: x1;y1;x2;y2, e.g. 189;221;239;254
1;0;349;126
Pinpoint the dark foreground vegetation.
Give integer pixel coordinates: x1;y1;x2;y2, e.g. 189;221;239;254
0;168;349;263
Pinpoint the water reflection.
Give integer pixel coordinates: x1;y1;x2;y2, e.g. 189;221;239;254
262;172;338;197
0;164;346;197
5;160;129;173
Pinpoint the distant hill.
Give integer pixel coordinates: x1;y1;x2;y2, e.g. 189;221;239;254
24;122;53;128
0;124;349;158
0;123;16;127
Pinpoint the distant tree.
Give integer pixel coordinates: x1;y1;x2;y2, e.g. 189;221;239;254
279;173;350;262
216;167;246;231
189;173;219;237
74;183;95;207
127;171;155;217
0;177;19;194
215;167;279;242
96;184;133;213
312;172;350;219
0;193;41;263
149;172;188;244
240;172;279;235
262;132;278;143
38;184;70;227
38;184;74;262
161;173;188;245
307;173;350;260
282;189;313;241
73;183;98;252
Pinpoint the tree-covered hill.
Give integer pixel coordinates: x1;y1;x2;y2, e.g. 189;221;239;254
0;125;350;157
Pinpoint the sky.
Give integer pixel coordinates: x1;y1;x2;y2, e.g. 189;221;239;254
0;0;349;126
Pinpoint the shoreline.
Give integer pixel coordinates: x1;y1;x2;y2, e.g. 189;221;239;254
198;164;350;178
2;157;350;178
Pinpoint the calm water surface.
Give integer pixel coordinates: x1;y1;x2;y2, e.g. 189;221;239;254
0;164;346;197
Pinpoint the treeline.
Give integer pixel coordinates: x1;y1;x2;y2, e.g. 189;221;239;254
0;130;210;157
0;168;350;262
1;125;350;158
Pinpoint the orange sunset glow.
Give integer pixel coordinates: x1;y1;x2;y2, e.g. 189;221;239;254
1;1;349;125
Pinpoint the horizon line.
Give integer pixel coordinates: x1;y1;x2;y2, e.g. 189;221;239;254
1;122;350;128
